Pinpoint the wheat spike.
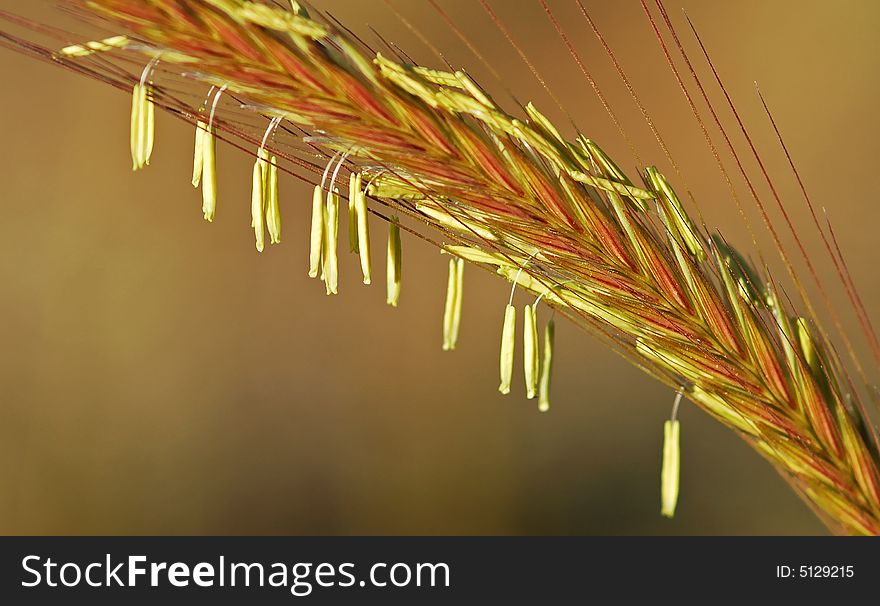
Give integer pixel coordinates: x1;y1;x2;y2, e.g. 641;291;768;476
45;0;880;534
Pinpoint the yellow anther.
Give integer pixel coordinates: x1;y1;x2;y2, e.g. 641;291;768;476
661;391;683;518
130;83;142;170
143;84;155;167
251;149;268;252
348;172;359;253
442;258;464;351
308;185;323;278
200;125;216;222
523;304;539;399
130;81;155;171
266;156;281;245
498;304;516;395
538;318;554;412
386;219;401;306
191;120;206;188
355;187;371;285
324;188;339;295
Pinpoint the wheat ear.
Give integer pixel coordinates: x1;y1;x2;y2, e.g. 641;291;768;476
48;0;880;534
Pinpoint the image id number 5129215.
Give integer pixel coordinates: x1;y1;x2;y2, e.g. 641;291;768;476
776;565;854;579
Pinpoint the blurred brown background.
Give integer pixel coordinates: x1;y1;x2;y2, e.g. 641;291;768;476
1;0;878;535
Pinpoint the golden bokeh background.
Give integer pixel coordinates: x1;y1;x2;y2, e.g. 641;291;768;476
1;0;878;534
